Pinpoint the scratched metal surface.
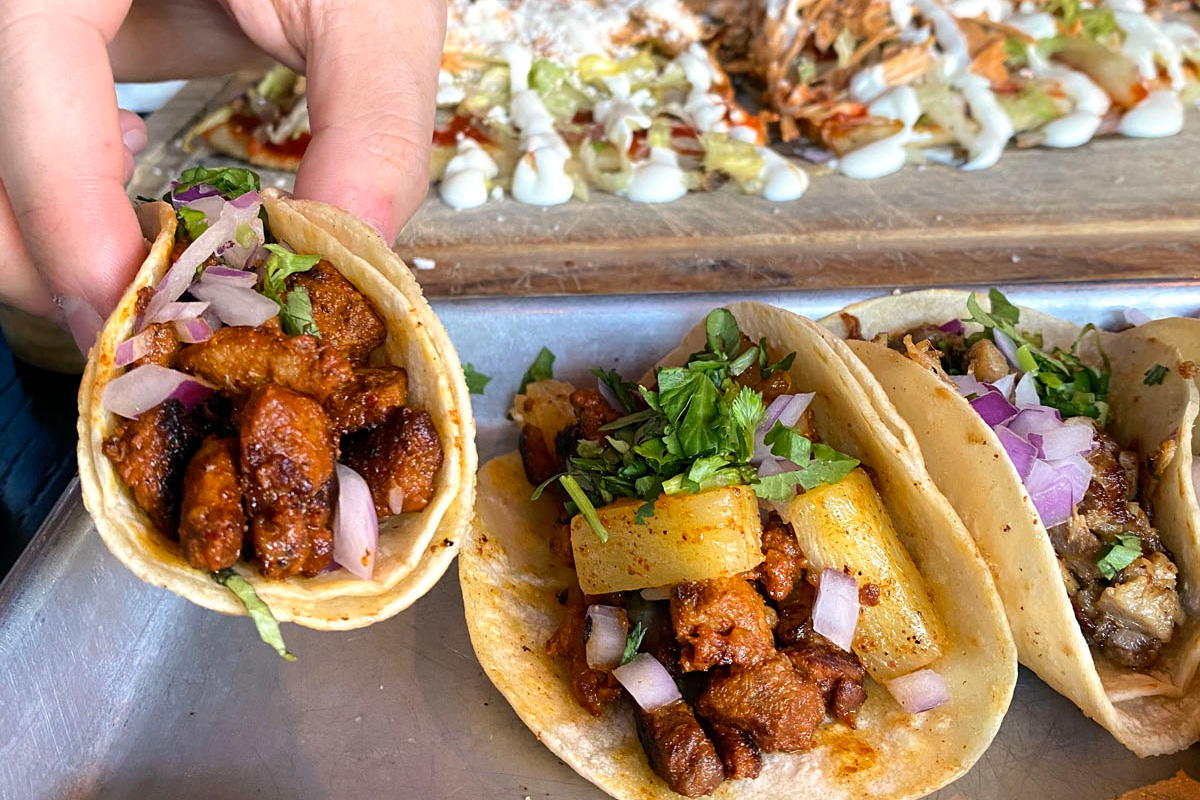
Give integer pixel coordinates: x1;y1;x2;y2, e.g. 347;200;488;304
3;284;1200;799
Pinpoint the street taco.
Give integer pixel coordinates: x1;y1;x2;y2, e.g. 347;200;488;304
77;167;476;646
460;302;1015;798
821;289;1200;755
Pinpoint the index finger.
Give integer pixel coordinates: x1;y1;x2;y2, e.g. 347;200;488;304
0;4;147;316
291;0;446;241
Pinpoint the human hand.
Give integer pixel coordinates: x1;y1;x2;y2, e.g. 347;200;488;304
0;0;445;346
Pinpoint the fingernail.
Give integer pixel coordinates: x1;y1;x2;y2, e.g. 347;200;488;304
122;127;148;155
122;148;134;185
56;296;105;356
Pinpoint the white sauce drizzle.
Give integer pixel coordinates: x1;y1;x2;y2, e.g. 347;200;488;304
957;74;1014;169
759;150;810;200
676;44;730;133
1007;11;1057;39
512;147;576;205
1118;90;1185;137
850;65;889;103
626;147;688;203
1027;47;1110;147
436;70;465;106
1111;8;1186;89
838;86;923;179
915;0;972;78
439;139;499;210
594;75;651;152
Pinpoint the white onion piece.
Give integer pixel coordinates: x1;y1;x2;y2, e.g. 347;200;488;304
1123;308;1151;327
1013;372;1040;408
991;373;1016;400
174;318;213;344
640;585;673;601
752;393;815;464
585;605;629;669
755;456;794;519
220;216;266;269
189;282;279;327
200;266;258;289
142;193;262;323
333;463;378;580
949;373;987;398
147;301;209;324
613;653;681;711
886;668;950;713
101;365;214;419
812;567;860;652
387;486;406;515
114;331;152;367
992;329;1021;368
181;195;226;226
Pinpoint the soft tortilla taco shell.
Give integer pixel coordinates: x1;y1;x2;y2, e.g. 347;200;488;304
204;123;302;172
460;301;1015;799
77;193;476;630
820;289;1200;755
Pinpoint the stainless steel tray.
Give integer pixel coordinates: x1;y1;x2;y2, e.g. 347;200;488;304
3;283;1199;799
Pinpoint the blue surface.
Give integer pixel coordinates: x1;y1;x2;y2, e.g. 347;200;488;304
0;332;78;575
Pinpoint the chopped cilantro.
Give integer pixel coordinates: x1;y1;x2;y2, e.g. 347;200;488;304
1144;364;1168;386
560;474;609;542
167;166;260;201
279;286;319;337
212;568;295;661
963;289;1110;423
1096;534;1142;580
262;244;321;301
176;206;209;240
621;621;648;666
592;367;639;412
464;364;492;394
520;347;556;393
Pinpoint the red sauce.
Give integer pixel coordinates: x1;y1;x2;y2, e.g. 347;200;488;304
248;132;312;161
432;115;492;147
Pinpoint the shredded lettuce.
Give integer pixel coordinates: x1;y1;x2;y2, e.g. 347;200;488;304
212;569;296;661
701;133;765;189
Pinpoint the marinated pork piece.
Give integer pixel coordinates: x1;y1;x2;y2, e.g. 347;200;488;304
964;338;1008;383
519;423;561;487
705;722;762;780
545;586;623;716
179;436;246;571
672;576;776;671
696;654;825;753
178;322;353;402
635;700;726;797
324;366;408;436
102;399;208;534
1095;553;1183;644
783;630;868;727
570;389;622;440
756;515;806;601
239;385;336;578
129;322;182;370
288;261;386;361
774;581;816;646
1078;428;1158;544
342;407;443;515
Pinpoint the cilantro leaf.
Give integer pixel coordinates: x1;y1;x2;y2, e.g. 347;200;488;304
177;206;209;240
705;308;741;360
463;363;492;394
1144;364;1168;386
764;422;812;464
167;166;260;201
1096;534;1142;580
520;347;556;392
212;568;295;661
560;474;608;542
621;621;648;666
592;367;639;412
261;244;321;303
753;444;859;501
728;386;765;462
280;285;319;337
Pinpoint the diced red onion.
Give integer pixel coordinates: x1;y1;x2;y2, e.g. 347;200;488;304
753;393;815;464
1025;459;1075;528
640;585;673;601
101;365;213;419
174;318;213;344
991;373;1016;399
1013;372;1040;408
146;301;209;324
200;266;258;289
994;426;1037;480
332;463;378;581
950;373;988;398
939;319;965;335
142;193;263;324
1123;308;1151;327
756;457;796;519
812;568;859;652
970;389;1018;426
1028;424;1095;461
171;183;221;204
1047;454;1094;507
221;217;266;269
188;282;279;327
114;331;152;367
992;329;1021;368
612;653;681;711
585;605;629;670
59;296;104;354
1008;407;1062;440
180;194;226;225
886;668;950;713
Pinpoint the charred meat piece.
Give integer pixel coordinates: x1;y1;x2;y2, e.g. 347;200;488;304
102;399;207;534
964;338;1009;383
783;630;868;727
545;586;623;716
1096;553;1183;643
697;654;825;753
705;722;762;781
1078;427;1159;544
519;423;561;487
640;604;685;680
130;322;182;369
757;515;806;602
179;436;246;571
324;366;408;436
570;389;622;440
892;324;966;371
635;700;725;797
342;407;443;515
178;322;353;402
288;261;386;361
672;576;776;671
239;385;336;578
774;581;816;647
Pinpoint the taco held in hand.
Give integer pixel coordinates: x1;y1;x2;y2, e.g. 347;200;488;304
822;289;1200;755
77;168;475;648
460;303;1015;799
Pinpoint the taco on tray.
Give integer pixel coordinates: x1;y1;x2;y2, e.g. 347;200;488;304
460;302;1015;798
821;289;1200;755
77;167;476;649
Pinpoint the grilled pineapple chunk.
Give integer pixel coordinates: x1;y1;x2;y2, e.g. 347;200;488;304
571;486;764;594
789;468;946;681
